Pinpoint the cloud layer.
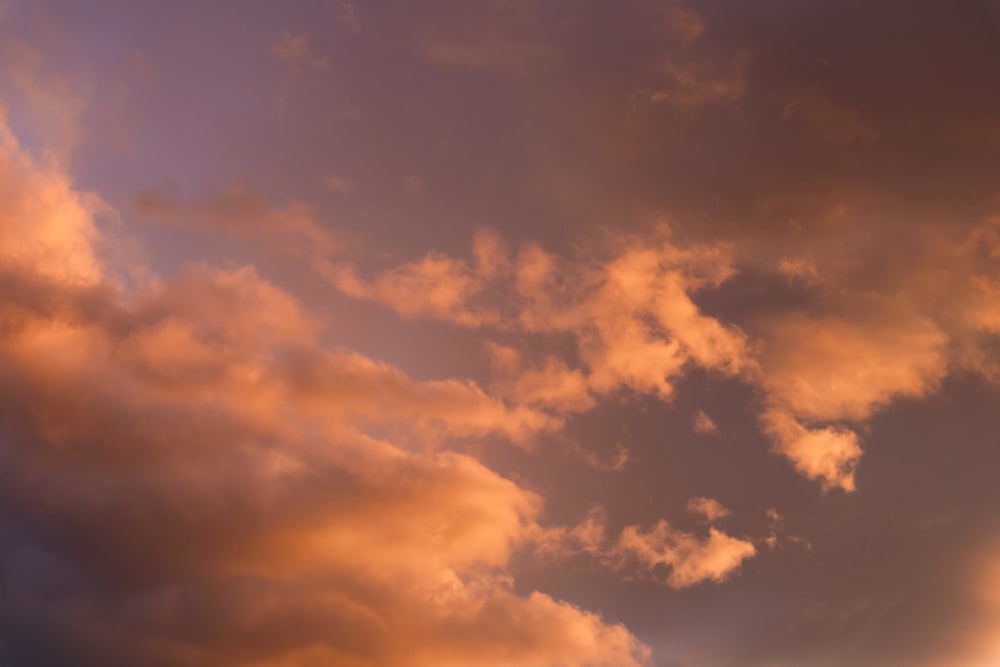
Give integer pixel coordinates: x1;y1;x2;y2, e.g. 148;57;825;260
0;116;655;667
6;1;1000;665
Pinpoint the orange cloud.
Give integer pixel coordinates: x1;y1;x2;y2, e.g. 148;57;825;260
333;225;752;413
336;250;497;327
329;216;1000;495
761;410;862;492
0;117;649;667
686;497;731;522
487;344;596;414
757;313;948;423
0;117;102;284
536;505;756;589
616;520;756;589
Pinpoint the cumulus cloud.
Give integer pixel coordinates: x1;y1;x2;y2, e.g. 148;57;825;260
335;249;494;327
328;216;1000;495
487;343;596;414
333;223;953;493
615;520;756;589
332;225;752;411
713;212;1000;493
761;410;862;492
536;506;755;589
757;313;948;423
0;119;102;284
686;497;731;522
0;117;650;667
750;309;949;489
506;356;596;414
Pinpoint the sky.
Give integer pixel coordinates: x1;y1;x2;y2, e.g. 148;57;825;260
1;1;1000;665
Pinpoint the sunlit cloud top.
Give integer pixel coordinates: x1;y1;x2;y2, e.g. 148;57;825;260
2;1;1000;665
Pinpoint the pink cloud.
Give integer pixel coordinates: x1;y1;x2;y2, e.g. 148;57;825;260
0;116;649;667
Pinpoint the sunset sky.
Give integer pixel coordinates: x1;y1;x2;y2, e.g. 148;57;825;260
2;1;1000;665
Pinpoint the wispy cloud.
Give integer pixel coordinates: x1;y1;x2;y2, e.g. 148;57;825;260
270;30;329;70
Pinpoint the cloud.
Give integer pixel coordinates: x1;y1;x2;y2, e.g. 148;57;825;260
133;182;340;268
686;497;731;522
737;217;1000;489
741;211;1000;490
328;217;1000;495
330;219;968;495
0;116;102;286
692;410;719;435
615;521;756;589
777;257;819;285
270;30;329;70
333;225;752;410
491;351;596;414
756;312;948;423
0;116;649;667
761;410;862;492
337;225;963;494
334;251;496;328
536;506;755;589
764;508;784;549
